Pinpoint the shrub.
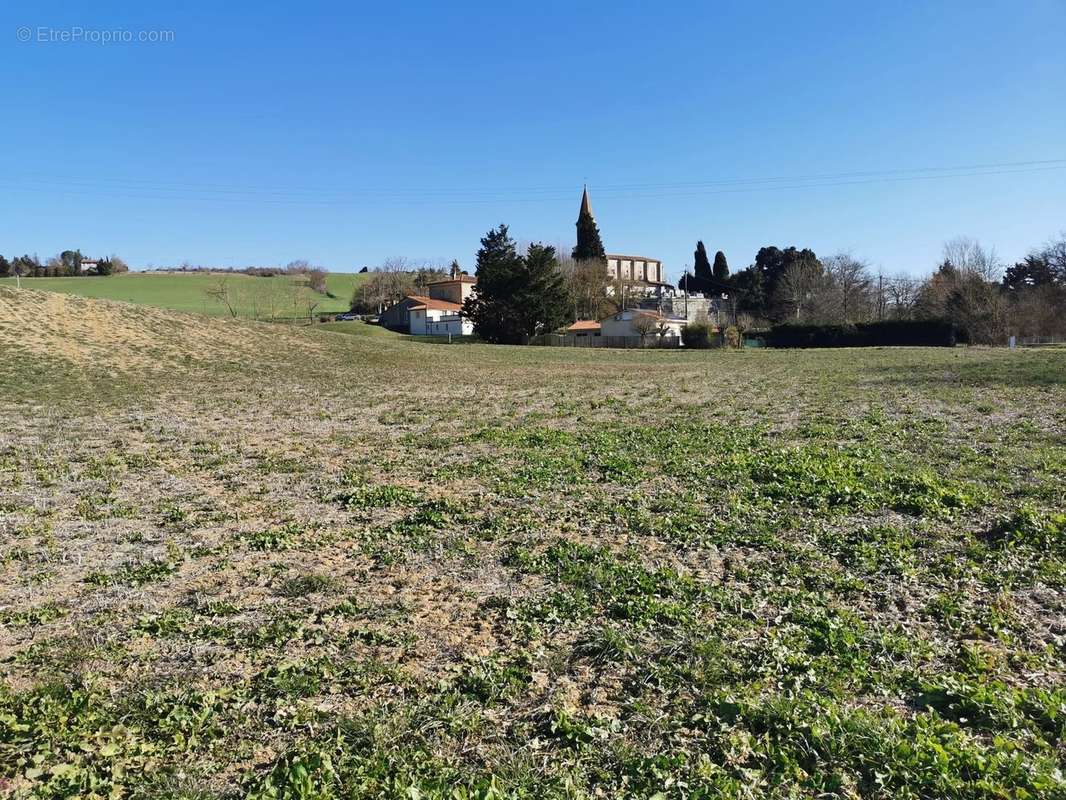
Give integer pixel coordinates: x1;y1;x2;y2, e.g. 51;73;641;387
724;326;741;348
766;320;958;348
681;323;711;349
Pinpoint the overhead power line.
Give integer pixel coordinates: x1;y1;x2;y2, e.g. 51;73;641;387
0;158;1063;206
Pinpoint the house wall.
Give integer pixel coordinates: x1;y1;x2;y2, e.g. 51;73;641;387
427;281;475;305
379;298;417;331
425;314;474;336
601;311;685;341
661;297;724;326
411;309;472;336
409;309;428;335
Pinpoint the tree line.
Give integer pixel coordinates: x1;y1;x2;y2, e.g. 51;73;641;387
350;258;452;313
0;251;128;278
679;233;1066;344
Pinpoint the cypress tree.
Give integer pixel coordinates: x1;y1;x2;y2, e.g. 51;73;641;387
712;250;730;282
693;241;712;285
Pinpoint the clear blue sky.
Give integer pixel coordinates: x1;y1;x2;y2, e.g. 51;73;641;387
2;1;1064;280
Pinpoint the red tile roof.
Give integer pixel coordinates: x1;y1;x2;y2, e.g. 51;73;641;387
405;294;464;312
567;320;601;332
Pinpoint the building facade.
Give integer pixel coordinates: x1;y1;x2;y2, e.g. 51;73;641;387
599;308;685;340
425;267;476;304
605;254;665;285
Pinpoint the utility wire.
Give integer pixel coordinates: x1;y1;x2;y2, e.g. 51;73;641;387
1;159;1062;206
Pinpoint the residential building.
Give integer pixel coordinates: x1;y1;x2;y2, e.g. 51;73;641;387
409;295;473;336
425;265;476;304
566;320;601;338
378;263;477;335
599;308;685;340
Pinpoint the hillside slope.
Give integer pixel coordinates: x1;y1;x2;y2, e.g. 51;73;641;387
0;270;365;317
0;286;319;370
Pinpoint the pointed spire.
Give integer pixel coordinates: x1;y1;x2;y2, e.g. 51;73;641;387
579;184;593;221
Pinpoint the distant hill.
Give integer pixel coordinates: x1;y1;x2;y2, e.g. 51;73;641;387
0;271;367;318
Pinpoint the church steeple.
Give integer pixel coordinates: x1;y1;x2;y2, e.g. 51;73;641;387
572;185;606;262
578;184;593;221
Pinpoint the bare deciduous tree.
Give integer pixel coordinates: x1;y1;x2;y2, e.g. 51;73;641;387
206;277;239;318
776;261;827;322
942;236;1001;282
560;254;613;321
823;253;874;324
886;273;921;319
631;313;660;345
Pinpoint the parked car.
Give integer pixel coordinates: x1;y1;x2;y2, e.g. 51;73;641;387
334;312;360;321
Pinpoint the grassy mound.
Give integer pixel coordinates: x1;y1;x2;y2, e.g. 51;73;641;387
0;271;366;318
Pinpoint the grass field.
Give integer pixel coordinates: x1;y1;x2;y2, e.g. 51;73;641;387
1;286;1064;799
0;271;367;318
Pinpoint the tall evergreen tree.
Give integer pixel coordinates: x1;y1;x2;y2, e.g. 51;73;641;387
712;250;730;282
464;226;569;344
572;187;606;262
464;224;521;343
519;244;570;338
693;241;712;292
1003;254;1055;291
0;255;10;278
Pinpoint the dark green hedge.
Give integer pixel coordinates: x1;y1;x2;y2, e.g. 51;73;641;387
766;320;958;348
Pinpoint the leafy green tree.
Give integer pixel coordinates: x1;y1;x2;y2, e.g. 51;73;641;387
96;257;114;276
0;255;10;278
12;255;40;278
59;249;83;276
752;246;821;321
730;266;766;316
712;250;730;282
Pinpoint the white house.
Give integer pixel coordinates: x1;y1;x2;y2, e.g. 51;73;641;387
408;295;474;336
599;308;685;342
